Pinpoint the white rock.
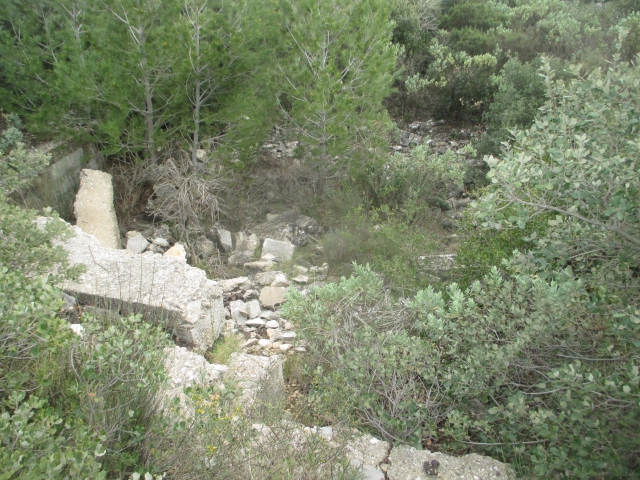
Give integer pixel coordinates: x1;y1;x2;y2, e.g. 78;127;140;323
69;323;85;337
245;318;266;327
279;343;292;352
295;265;309;274
230;300;248;326
266;328;280;339
153;237;169;247
258;339;272;347
242;338;259;348
259;286;287;308
292;275;309;284
216;228;233;253
265;320;280;329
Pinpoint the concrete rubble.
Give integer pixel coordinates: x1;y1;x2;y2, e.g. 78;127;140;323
73;169;121;249
61;225;225;352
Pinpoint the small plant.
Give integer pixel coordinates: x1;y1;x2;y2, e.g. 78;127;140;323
206;333;242;365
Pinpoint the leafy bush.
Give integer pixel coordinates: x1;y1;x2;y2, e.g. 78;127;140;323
406;39;499;120
0;113;50;194
617;12;640;62
478;57;547;155
282;265;446;446
368;144;468;211
476;58;640;280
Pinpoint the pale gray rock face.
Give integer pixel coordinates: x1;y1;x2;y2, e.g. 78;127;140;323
216;228;233;253
127;235;150;254
74;169;121;249
270;272;290;287
243;260;276;271
259;286;287;309
387;446;515;480
262;238;295;262
228;353;285;411
163;345;227;416
61;226;224;352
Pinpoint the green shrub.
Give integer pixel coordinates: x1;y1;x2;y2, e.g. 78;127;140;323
617;12;640;62
406;39;500;120
0;392;105;479
282;265;444;446
478;57;547;156
0;114;50;195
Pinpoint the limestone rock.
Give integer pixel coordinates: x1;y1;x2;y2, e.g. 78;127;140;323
74;169;120;249
254;271;283;286
262;238;295;262
230;300;248;326
245;318;265;327
387;446;515;480
259;286;287;309
292;275;309;284
243;260;276;271
345;434;390;480
61;226;224;352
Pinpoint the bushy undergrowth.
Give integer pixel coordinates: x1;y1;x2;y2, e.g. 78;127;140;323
284;58;640;479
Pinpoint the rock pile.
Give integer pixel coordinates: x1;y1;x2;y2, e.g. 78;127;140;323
217;267;327;356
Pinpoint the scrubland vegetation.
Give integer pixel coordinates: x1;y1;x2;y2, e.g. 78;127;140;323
1;0;639;478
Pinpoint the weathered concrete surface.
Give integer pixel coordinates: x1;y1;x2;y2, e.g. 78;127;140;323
62;225;225;352
228;353;285;411
345;434;390;480
74;169;120;249
387;446;515;480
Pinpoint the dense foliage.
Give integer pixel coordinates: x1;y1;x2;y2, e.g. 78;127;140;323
285;59;640;478
1;0;639;477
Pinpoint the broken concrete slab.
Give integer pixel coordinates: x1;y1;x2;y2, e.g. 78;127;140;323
74;169;120;249
387;446;515;480
228;353;285;412
61;225;225;352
